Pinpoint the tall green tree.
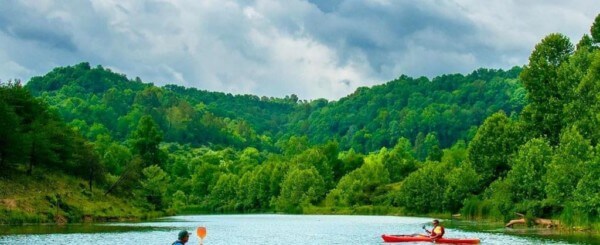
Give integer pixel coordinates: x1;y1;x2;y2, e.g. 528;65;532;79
208;173;239;211
338;149;364;177
0;95;22;167
140;165;170;210
131;115;164;167
102;143;132;175
590;13;600;43
326;156;390;207
558;40;596;141
190;161;220;198
505;138;553;216
25;117;59;175
572;152;600;222
545;127;592;207
396;161;447;213
520;33;573;144
71;138;105;191
571;51;600;145
276;167;325;213
382;137;417;182
467;111;525;188
443;162;480;212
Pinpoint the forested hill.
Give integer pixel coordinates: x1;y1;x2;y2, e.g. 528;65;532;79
25;63;524;155
287;67;524;153
25;62;298;150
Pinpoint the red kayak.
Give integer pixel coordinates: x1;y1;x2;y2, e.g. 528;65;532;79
382;234;480;244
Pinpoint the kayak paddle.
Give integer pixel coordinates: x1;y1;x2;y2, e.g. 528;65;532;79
196;226;206;244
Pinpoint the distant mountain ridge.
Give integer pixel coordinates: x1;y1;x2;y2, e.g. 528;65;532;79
25;62;525;154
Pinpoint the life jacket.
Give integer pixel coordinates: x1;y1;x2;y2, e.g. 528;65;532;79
432;225;445;237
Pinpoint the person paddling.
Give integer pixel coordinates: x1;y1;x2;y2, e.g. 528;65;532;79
172;230;190;245
424;219;445;240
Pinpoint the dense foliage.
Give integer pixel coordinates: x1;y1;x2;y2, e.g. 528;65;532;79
2;14;599;231
287;68;524;154
0;81;103;186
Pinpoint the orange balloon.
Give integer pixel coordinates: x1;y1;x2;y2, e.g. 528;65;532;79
197;226;207;239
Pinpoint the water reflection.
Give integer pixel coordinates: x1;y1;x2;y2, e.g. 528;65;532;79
0;223;155;235
0;215;596;244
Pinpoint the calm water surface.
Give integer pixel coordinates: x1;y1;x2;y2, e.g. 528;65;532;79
0;214;594;244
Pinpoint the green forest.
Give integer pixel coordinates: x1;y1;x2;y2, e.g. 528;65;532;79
1;14;599;231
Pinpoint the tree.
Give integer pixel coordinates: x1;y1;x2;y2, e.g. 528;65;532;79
545;127;592;207
165;100;193;141
571;154;600;221
382;137;417;182
319;141;342;184
190;161;220;197
520;33;573;144
571;51;600;145
338;149;364;177
134;86;163;112
237;170;260;211
467;111;525;188
276;167;325;213
72;139;105;192
208;173;239;211
396;161;447;213
276;136;309;156
102;143;132;175
131;115;164;167
557;42;595;135
443;162;480;212
326;156;390;207
504;138;552;216
0;97;22;168
171;190;187;210
140;165;170;210
87;123;110;140
105;156;144;196
235;147;261;174
25;118;59;175
291;147;334;188
1;81;60;174
590;13;600;43
576;34;593;51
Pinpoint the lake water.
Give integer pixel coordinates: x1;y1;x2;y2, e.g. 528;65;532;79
0;214;594;244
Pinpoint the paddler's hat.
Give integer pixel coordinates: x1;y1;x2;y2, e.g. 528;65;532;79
178;230;190;239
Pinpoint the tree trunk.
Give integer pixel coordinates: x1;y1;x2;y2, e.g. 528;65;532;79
104;171;128;195
505;213;560;228
89;166;94;194
27;139;36;176
104;163;136;195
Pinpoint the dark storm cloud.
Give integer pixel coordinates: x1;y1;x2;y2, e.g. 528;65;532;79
0;0;598;100
0;3;77;52
308;0;344;13
302;1;502;76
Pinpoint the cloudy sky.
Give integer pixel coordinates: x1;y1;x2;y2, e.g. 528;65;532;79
1;0;598;100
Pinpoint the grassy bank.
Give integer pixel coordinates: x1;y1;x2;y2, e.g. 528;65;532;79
302;205;406;216
306;204;600;238
0;168;159;224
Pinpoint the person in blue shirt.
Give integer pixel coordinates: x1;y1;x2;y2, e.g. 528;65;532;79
172;230;190;245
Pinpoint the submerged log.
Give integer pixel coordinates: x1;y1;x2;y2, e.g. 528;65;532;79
505;218;526;227
505;213;560;228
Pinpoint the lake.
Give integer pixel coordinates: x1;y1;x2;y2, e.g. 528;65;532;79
0;214;595;244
